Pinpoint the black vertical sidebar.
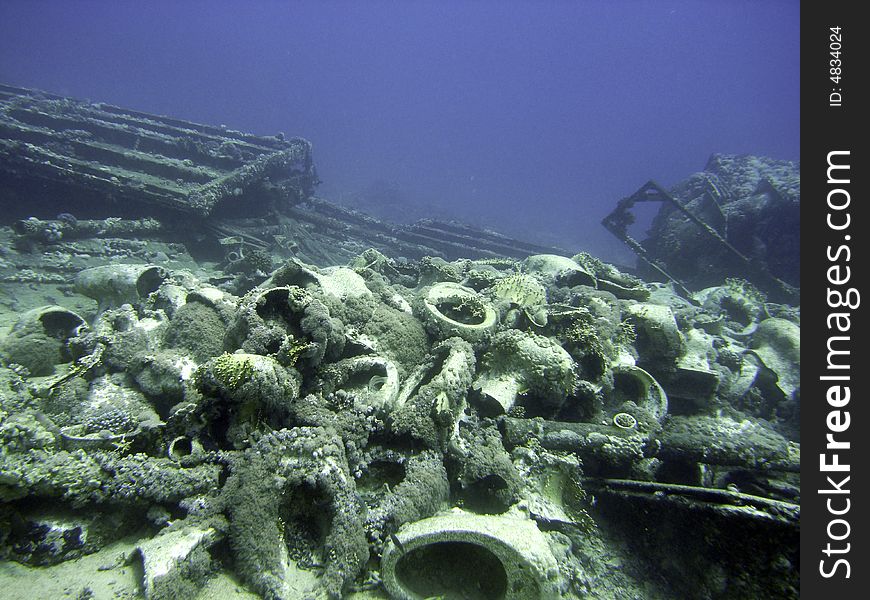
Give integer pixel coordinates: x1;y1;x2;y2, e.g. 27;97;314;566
801;2;867;598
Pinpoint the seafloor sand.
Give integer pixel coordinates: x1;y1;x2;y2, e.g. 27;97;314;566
0;537;388;599
0;535;249;600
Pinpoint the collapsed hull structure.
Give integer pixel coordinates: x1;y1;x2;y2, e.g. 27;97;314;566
0;83;564;265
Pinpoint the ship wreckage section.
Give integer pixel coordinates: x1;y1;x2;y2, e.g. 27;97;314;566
0;85;799;599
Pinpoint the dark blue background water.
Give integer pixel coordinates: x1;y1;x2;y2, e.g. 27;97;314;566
0;0;799;263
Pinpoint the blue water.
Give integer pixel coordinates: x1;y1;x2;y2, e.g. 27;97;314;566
0;0;799;261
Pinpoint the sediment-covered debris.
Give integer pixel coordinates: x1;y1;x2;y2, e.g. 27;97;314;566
1;242;800;598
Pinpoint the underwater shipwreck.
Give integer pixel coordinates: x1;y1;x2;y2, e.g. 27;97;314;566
0;84;799;599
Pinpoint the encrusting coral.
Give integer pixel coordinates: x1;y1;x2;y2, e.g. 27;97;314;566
488;272;549;328
472;329;577;415
220;427;368;600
